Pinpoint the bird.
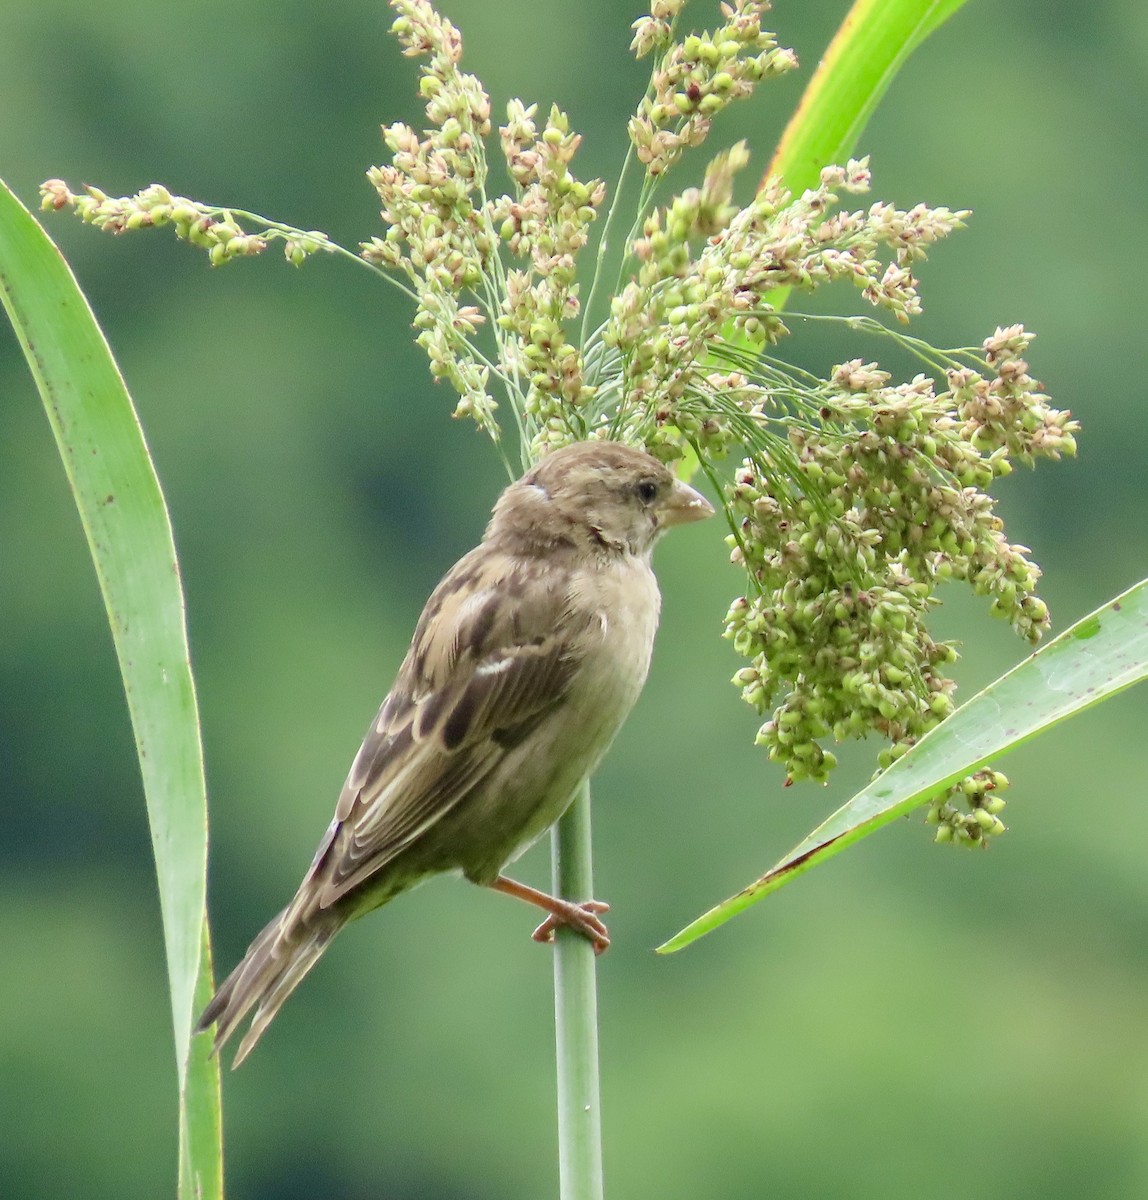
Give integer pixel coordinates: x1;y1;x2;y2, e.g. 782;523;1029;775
195;439;714;1065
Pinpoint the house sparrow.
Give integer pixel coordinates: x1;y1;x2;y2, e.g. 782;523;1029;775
196;440;713;1065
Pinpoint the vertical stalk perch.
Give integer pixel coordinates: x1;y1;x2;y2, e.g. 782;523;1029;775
551;781;605;1200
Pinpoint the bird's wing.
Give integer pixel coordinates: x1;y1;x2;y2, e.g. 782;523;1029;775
297;546;589;910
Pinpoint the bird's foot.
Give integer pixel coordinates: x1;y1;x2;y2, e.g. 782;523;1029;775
489;875;612;954
530;899;611;954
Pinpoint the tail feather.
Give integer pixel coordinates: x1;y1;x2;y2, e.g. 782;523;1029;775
196;906;342;1067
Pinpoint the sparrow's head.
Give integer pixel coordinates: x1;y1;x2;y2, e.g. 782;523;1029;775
490;441;714;557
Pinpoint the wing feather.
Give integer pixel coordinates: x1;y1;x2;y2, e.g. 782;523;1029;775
295;548;589;911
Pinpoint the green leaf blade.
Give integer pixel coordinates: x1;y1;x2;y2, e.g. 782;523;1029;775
767;0;970;195
659;580;1148;953
0;180;222;1199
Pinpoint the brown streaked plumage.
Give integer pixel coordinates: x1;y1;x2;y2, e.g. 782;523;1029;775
196;440;713;1065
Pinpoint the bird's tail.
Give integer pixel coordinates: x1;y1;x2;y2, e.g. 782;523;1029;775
196;905;343;1067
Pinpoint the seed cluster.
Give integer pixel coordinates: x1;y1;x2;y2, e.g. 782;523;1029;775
489;102;606;457
605;153;970;461
358;2;610;451
722;330;1076;833
629;0;798;176
38;180;330;267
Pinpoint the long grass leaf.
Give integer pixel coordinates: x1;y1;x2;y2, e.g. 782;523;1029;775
0;180;222;1198
660;579;1148;952
767;0;969;194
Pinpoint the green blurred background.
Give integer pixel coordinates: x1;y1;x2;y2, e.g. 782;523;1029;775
3;1;1147;1197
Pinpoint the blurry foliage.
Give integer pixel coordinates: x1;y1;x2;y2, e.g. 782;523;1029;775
2;1;1148;1199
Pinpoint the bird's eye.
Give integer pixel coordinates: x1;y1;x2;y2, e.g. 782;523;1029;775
636;479;659;504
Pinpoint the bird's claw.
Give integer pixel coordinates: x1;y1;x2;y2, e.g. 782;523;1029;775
531;899;611;954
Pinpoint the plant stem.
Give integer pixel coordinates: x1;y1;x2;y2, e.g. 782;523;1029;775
550;780;605;1200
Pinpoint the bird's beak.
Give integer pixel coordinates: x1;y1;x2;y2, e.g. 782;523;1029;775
658;477;715;527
